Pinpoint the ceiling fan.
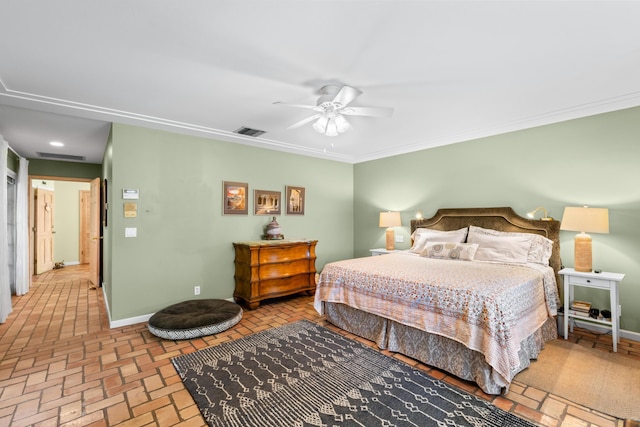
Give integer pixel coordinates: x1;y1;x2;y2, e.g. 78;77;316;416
274;84;394;137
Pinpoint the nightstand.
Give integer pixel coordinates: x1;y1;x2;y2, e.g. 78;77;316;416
369;248;397;256
560;267;625;352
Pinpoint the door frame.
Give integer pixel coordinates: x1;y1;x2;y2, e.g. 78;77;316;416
28;175;100;279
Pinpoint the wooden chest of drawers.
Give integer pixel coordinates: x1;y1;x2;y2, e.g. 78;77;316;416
233;240;317;309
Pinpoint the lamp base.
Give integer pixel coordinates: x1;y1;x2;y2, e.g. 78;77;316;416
385;228;395;251
574;232;592;272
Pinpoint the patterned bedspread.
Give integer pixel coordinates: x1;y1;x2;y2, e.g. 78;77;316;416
314;253;560;383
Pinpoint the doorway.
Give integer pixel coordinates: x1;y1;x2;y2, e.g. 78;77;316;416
29;176;101;285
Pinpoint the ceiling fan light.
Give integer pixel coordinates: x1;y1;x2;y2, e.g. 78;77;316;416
334;114;351;133
325;119;339;137
313;116;329;133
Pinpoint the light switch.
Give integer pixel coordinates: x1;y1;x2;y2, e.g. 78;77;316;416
395;235;404;243
125;227;137;238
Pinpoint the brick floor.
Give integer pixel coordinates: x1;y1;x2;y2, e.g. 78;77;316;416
0;265;635;426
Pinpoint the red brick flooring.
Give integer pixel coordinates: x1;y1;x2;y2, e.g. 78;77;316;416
0;265;637;426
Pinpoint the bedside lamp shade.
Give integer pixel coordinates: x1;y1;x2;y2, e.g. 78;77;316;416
560;206;609;272
379;211;401;251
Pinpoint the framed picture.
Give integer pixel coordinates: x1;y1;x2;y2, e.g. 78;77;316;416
254;189;281;215
286;186;305;215
223;181;248;215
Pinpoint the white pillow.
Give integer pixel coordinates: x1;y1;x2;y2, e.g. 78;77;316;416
467;226;553;265
421;242;479;261
409;227;469;254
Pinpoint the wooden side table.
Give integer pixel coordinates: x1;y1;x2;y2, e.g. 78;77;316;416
560;267;625;352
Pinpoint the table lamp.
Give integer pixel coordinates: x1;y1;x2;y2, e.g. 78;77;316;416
560;206;609;272
379;211;401;251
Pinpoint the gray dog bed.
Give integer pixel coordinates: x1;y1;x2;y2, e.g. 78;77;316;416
148;299;243;340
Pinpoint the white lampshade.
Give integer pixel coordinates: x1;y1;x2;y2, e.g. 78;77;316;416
333;114;351;133
560;206;609;233
379;211;402;228
560;206;609;272
325;119;339;137
313;116;329;133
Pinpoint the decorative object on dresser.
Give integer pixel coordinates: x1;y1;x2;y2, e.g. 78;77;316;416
233;240;317;309
379;211;401;250
263;216;283;240
560;205;609;272
285;185;305;215
222;181;248;215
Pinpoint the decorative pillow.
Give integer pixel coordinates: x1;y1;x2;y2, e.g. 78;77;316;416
467;225;553;265
409;227;469;253
421;242;479;261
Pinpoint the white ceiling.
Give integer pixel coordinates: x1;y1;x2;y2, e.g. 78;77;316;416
1;1;640;165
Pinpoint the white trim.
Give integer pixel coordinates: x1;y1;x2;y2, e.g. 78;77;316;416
111;313;153;329
104;292;237;329
558;314;640;343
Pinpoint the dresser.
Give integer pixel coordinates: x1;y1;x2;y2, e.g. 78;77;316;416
233;240;318;309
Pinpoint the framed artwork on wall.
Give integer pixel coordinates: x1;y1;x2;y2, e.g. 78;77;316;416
254;189;281;215
223;181;248;215
286;186;305;215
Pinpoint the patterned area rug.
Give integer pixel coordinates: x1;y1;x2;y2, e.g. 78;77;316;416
172;320;535;427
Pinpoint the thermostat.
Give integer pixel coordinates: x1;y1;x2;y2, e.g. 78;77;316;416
122;188;139;199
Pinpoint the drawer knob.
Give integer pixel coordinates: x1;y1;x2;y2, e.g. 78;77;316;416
586;279;591;283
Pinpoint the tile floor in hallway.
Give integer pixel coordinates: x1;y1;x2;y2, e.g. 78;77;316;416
0;264;637;426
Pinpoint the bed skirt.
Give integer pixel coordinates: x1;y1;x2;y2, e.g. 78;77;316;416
323;301;557;395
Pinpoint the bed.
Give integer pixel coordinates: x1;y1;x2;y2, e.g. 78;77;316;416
314;207;562;394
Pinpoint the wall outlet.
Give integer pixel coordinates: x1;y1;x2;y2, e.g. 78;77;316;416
395;235;404;243
194;286;200;295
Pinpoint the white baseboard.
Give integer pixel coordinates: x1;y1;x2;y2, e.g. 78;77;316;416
558;314;640;343
103;294;236;329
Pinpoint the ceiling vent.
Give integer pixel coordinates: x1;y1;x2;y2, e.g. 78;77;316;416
37;152;86;161
234;126;266;137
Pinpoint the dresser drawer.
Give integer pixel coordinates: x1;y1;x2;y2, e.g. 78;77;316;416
259;259;312;280
259;245;310;263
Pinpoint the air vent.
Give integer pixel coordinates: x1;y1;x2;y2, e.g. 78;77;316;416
37;152;86;161
234;127;266;137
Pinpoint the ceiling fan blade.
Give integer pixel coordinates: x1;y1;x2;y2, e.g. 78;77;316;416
273;101;322;111
332;86;362;106
286;113;322;130
341;106;394;117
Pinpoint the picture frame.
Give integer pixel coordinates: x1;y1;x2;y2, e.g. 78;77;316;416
223;181;248;215
286;186;305;215
254;189;281;215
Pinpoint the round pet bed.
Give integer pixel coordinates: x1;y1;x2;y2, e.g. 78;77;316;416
148;299;243;340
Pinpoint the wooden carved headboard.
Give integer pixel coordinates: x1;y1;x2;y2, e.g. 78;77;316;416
411;207;562;286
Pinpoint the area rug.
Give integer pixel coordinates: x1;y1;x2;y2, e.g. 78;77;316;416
514;339;640;420
172;320;534;427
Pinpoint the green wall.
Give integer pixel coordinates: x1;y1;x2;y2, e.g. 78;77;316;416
28;158;102;179
104;124;353;321
354;106;640;333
